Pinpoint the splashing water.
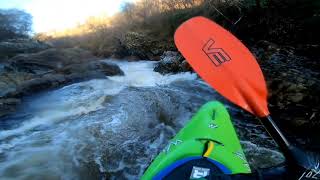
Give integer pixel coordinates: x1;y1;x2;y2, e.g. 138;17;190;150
0;60;284;179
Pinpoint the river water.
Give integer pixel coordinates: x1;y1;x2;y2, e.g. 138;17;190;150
0;60;284;179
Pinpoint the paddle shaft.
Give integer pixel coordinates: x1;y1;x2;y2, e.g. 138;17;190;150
260;116;291;154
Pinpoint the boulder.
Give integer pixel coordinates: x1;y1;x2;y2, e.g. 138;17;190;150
180;60;193;72
7;47;98;75
0;71;34;97
154;51;192;74
0;47;103;92
1;61;124;98
59;61;124;76
0;38;51;58
16;73;106;96
0;98;21;117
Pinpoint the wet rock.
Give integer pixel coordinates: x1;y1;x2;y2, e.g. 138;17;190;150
0;64;123;117
252;40;320;144
153;51;192;74
0;98;21;117
16;73;106;96
0;71;34;97
180;60;192;72
7;47;98;75
59;61;124;76
0;71;109;118
0;38;51;58
0;48;124;117
289;93;304;103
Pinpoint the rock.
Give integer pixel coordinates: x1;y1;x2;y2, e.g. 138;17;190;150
7;47;98;75
256;40;279;51
17;74;67;95
0;61;124;99
154;51;191;74
0;71;34;97
0;98;21;117
289;93;304;103
59;61;124;76
252;40;320;141
16;73;99;96
0;48;124;117
1;47;100;89
86;61;124;76
0;73;88;117
162;51;179;58
180;60;192;72
0;38;51;58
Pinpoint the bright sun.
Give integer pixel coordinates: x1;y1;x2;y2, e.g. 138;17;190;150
23;0;136;32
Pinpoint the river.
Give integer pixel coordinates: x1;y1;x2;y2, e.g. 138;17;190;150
0;60;284;179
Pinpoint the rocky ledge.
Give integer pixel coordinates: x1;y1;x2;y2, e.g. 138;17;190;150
0;38;51;59
0;47;124;117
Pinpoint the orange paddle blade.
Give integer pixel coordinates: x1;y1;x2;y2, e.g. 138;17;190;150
174;16;269;117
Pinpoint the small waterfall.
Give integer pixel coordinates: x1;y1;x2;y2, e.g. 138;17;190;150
0;60;284;179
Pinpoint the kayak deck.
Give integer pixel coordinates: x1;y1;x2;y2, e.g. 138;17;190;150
142;101;251;179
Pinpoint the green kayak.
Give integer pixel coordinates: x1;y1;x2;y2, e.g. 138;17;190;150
142;101;251;179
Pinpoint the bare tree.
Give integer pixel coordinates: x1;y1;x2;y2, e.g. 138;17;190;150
0;9;33;41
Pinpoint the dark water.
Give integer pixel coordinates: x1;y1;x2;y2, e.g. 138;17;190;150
0;60;284;179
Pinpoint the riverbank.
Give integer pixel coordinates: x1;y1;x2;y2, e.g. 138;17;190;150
0;42;124;118
253;41;320;148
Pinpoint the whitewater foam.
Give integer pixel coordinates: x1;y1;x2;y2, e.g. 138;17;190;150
0;60;285;179
107;60;197;87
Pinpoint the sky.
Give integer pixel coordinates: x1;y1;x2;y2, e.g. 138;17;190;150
0;0;136;32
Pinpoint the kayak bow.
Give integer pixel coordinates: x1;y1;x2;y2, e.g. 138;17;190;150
142;101;251;179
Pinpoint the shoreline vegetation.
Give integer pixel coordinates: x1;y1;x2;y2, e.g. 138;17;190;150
36;0;319;59
0;0;319;148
